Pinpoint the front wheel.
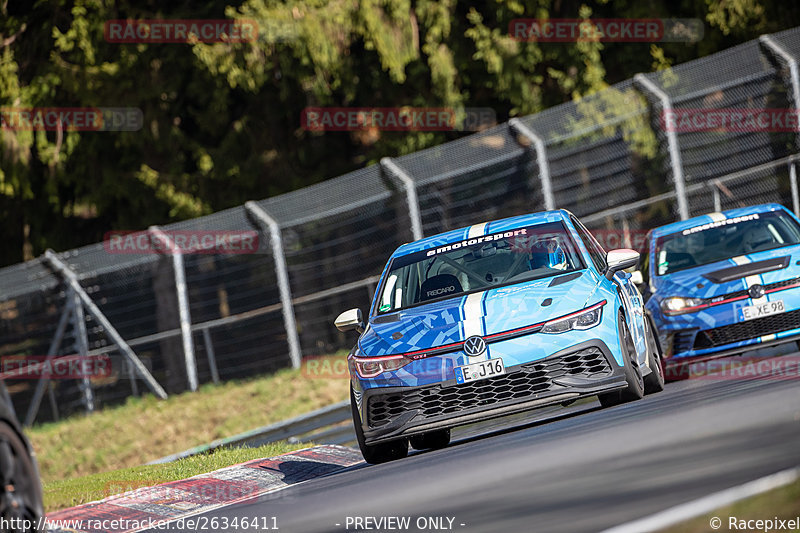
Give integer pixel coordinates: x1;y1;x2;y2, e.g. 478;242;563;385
0;421;44;533
599;311;644;408
350;386;408;464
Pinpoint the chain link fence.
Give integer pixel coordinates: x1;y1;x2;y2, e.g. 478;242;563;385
3;27;800;424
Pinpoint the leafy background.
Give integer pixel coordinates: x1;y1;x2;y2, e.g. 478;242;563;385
1;0;798;266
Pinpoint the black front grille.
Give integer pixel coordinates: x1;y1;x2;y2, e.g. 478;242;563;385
671;330;697;354
710;277;800;302
696;308;800;348
766;277;800;291
366;347;610;428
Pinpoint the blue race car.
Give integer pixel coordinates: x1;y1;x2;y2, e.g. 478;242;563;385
335;210;665;463
635;203;800;378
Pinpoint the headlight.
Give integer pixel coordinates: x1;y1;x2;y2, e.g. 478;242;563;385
541;300;606;334
660;296;709;316
350;354;412;378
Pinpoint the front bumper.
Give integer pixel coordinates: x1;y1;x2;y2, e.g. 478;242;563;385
662;308;800;373
359;340;626;445
657;282;800;364
663;329;800;379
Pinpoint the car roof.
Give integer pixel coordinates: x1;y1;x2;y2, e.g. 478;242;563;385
649;203;790;240
392;209;571;258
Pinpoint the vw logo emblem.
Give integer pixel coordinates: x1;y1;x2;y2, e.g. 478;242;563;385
749;284;765;299
463;336;487;357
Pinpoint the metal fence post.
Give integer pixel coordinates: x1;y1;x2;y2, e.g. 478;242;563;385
24;296;73;426
202;327;220;384
69;287;95;413
634;73;690;220
711;183;722;212
760;34;800;123
621;218;632;249
48;385;59;421
508;118;556;211
244;202;302;369
148;226;198;391
127;358;139;397
791;163;800;216
759;35;800;216
42;250;168;399
380;157;424;241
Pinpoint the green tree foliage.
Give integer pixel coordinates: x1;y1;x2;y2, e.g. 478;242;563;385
1;0;799;265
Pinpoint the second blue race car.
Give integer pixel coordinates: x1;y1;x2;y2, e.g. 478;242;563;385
335;209;664;463
636;203;800;378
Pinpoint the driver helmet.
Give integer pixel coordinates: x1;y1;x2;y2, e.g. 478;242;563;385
529;237;567;270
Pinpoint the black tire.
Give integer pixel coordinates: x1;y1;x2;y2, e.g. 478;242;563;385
0;421;44;532
409;429;450;451
350;386;408;464
598;311;645;408
643;318;665;394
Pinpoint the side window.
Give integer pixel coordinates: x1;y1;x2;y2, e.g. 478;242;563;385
571;217;607;272
378;274;399;313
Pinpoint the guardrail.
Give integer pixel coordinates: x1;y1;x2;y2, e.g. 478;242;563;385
147;400;354;464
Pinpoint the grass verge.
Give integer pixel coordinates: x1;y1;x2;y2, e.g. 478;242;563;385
44;441;310;512
659;476;800;532
29;353;350;484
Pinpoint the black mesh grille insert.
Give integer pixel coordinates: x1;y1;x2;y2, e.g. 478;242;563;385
766;277;800;291
366;346;610;428
696;308;800;348
710;277;800;302
672;330;697;354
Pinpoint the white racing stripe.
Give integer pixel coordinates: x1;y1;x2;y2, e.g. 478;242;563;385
462;292;488;361
467;222;488;239
462;222;488;362
735;256;776;340
600;466;800;533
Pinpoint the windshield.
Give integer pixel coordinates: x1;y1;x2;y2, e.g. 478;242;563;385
376;222;585;313
654;210;800;276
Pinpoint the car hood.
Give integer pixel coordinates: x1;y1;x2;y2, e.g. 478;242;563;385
651;245;800;300
358;270;602;357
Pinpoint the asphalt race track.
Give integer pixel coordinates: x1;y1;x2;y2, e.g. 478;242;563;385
145;351;800;533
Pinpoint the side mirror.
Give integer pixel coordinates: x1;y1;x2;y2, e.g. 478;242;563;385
334;308;365;334
605;249;640;280
630;270;644;285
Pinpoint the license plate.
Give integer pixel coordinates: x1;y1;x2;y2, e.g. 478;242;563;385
454;358;505;384
742;300;785;321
